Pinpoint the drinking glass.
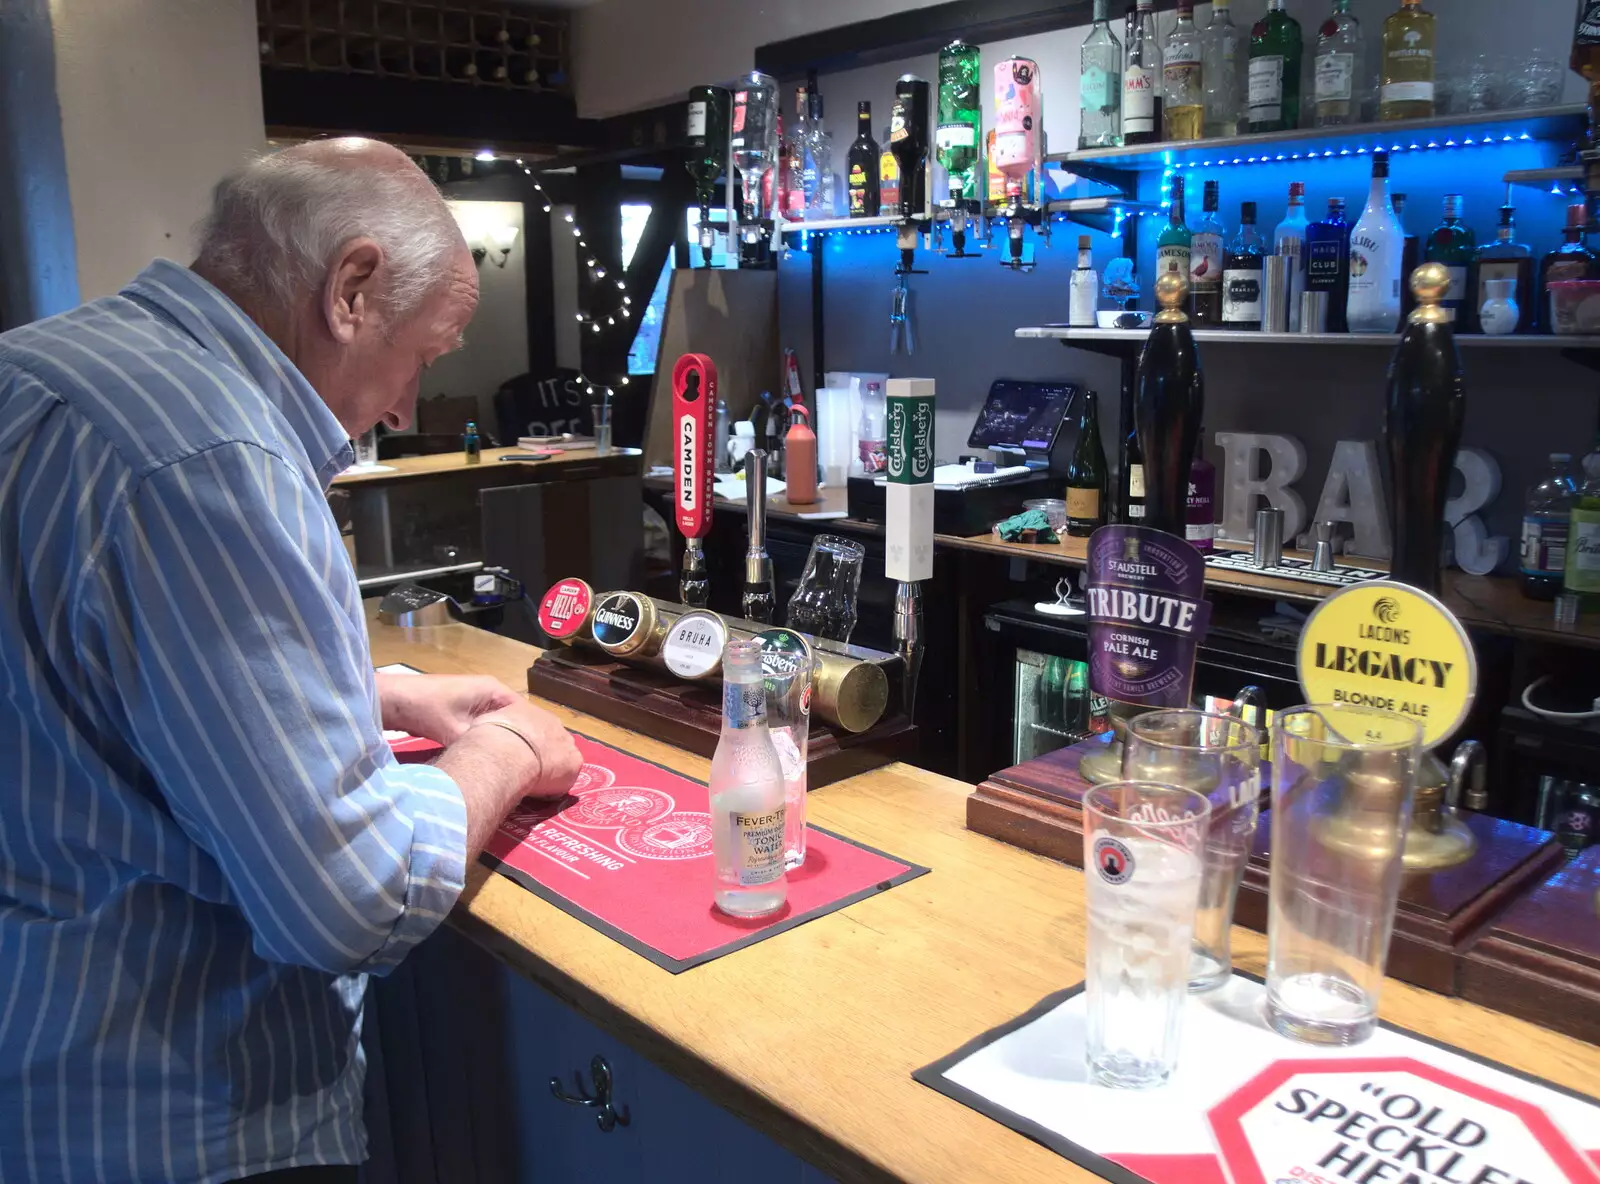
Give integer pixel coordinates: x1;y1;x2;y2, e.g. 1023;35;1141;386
1512;57;1564;109
1082;781;1210;1090
762;653;813;870
1123;709;1263;993
784;535;866;643
591;402;613;456
1266;704;1422;1047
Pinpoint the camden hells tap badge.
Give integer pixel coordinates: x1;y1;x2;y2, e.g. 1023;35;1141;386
1085;526;1213;709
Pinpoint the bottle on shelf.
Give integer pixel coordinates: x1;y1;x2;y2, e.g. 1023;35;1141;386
1313;0;1364;127
1538;202;1599;332
710;639;788;919
1347;151;1404;334
1223;201;1265;331
1393;193;1421;321
1079;0;1124;150
1248;0;1303;133
889;75;931;220
879;125;901;216
1189;179;1225;328
1564;458;1600;612
1158;176;1192;280
1070;235;1100;328
1380;0;1435;121
985;130;1006;205
1306;196;1352;333
1122;0;1161;146
1066;388;1108;536
1201;0;1246;138
792;85;814;209
731;74;780;235
1163;0;1205;141
936;41;983;209
685;85;731;265
781;113;806;219
807;89;835;213
846;101;880;218
1121;424;1146;523
1273;181;1309;332
463;421;480;464
1522;454;1578;601
1424;194;1474;326
1472;205;1534;336
1571;0;1600;148
1186;427;1216;553
1065;662;1090;734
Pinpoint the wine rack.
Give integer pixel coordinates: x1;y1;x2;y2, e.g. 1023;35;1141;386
257;0;570;94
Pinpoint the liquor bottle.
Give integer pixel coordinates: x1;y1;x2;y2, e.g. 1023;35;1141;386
1346;151;1404;334
781;112;806;219
1186;427;1216;552
807;90;835;212
937;41;983;206
792;85;814;209
1393;193;1421;321
1222;201;1264;331
846;101;880;218
1564;459;1600;611
463;421;481;464
709;639;788;918
686;85;731;265
1538;203;1598;332
1136;271;1206;537
1201;0;1246;137
1157;176;1191;280
985;130;1006;205
1424;194;1474;326
1070;235;1100;327
731;73;780;229
993;57;1042;201
1472;206;1534;336
1306;196;1352;333
1190;179;1225;327
1383;263;1462;595
1313;0;1364;126
1121;424;1146;523
1521;453;1577;600
1065;387;1108;536
1380;0;1435;121
1122;0;1161;145
1571;0;1600;148
890;75;931;219
1065;661;1090;734
879;125;901;215
1248;0;1303;133
1162;0;1205;141
1080;0;1123;149
1273;181;1309;331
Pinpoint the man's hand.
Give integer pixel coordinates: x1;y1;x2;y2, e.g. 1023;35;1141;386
377;673;520;744
473;698;583;801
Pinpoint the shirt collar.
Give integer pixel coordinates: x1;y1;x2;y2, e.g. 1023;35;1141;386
121;259;355;487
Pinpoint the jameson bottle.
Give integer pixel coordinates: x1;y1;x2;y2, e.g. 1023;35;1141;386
936;41;982;207
1189;179;1225;327
1157;176;1192;280
846;101;880;218
686;86;731;265
1383;263;1463;595
1424;194;1474;325
1222;201;1264;330
1065;388;1109;536
1249;0;1303;132
1306;197;1352;333
1136;271;1205;537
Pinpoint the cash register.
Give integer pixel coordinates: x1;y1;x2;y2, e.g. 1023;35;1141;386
847;378;1080;535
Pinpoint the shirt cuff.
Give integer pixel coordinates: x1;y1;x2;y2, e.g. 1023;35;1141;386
358;760;469;974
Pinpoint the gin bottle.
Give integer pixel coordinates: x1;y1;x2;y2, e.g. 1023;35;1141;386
1162;0;1204;141
1079;0;1124;149
1201;0;1245;137
1122;0;1161;145
1273;182;1309;331
807;90;835;212
1248;0;1303;132
709;640;788;918
1313;0;1364;126
1380;0;1435;120
1423;194;1474;325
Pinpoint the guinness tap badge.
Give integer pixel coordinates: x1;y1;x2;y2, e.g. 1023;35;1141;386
592;591;663;659
1297;580;1476;748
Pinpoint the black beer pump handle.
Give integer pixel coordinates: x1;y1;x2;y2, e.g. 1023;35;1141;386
1135;271;1205;538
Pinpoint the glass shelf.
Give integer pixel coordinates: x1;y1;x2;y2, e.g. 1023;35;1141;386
1015;326;1600;350
1045;104;1585;174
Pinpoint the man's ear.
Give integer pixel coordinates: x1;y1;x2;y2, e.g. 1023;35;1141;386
322;238;384;344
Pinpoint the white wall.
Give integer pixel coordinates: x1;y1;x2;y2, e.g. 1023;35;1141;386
49;0;265;299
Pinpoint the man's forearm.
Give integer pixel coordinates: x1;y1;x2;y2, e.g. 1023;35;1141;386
435;725;538;855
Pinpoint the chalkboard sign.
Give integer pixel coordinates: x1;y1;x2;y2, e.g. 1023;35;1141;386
494;369;593;442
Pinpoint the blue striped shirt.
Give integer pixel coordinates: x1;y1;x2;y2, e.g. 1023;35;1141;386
0;260;470;1182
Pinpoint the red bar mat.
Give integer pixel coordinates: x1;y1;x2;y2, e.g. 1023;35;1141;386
481;734;929;972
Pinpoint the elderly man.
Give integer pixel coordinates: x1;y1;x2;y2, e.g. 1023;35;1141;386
0;139;580;1183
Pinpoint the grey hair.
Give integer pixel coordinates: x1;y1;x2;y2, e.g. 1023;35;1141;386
194;144;464;323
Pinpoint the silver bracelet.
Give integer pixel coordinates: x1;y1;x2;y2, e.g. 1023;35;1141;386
474;718;545;783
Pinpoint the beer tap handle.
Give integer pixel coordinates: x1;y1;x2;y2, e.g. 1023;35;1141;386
742;449;775;624
1448;739;1488;813
672;353;718;607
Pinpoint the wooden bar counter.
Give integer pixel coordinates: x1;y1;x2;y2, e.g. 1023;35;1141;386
371;612;1600;1184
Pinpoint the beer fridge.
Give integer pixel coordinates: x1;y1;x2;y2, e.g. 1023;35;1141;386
977;598;1306;776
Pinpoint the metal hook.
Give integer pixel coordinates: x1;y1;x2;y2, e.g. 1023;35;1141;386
549;1055;632;1133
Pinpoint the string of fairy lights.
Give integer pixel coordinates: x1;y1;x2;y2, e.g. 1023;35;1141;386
516;157;635;400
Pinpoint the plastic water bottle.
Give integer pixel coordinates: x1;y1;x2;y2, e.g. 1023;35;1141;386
1521;453;1576;601
858;381;887;475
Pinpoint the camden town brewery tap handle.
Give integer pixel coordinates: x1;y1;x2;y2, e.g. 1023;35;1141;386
672;353;717;607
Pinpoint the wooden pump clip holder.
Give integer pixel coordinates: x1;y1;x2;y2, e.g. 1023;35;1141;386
671;353;717;608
